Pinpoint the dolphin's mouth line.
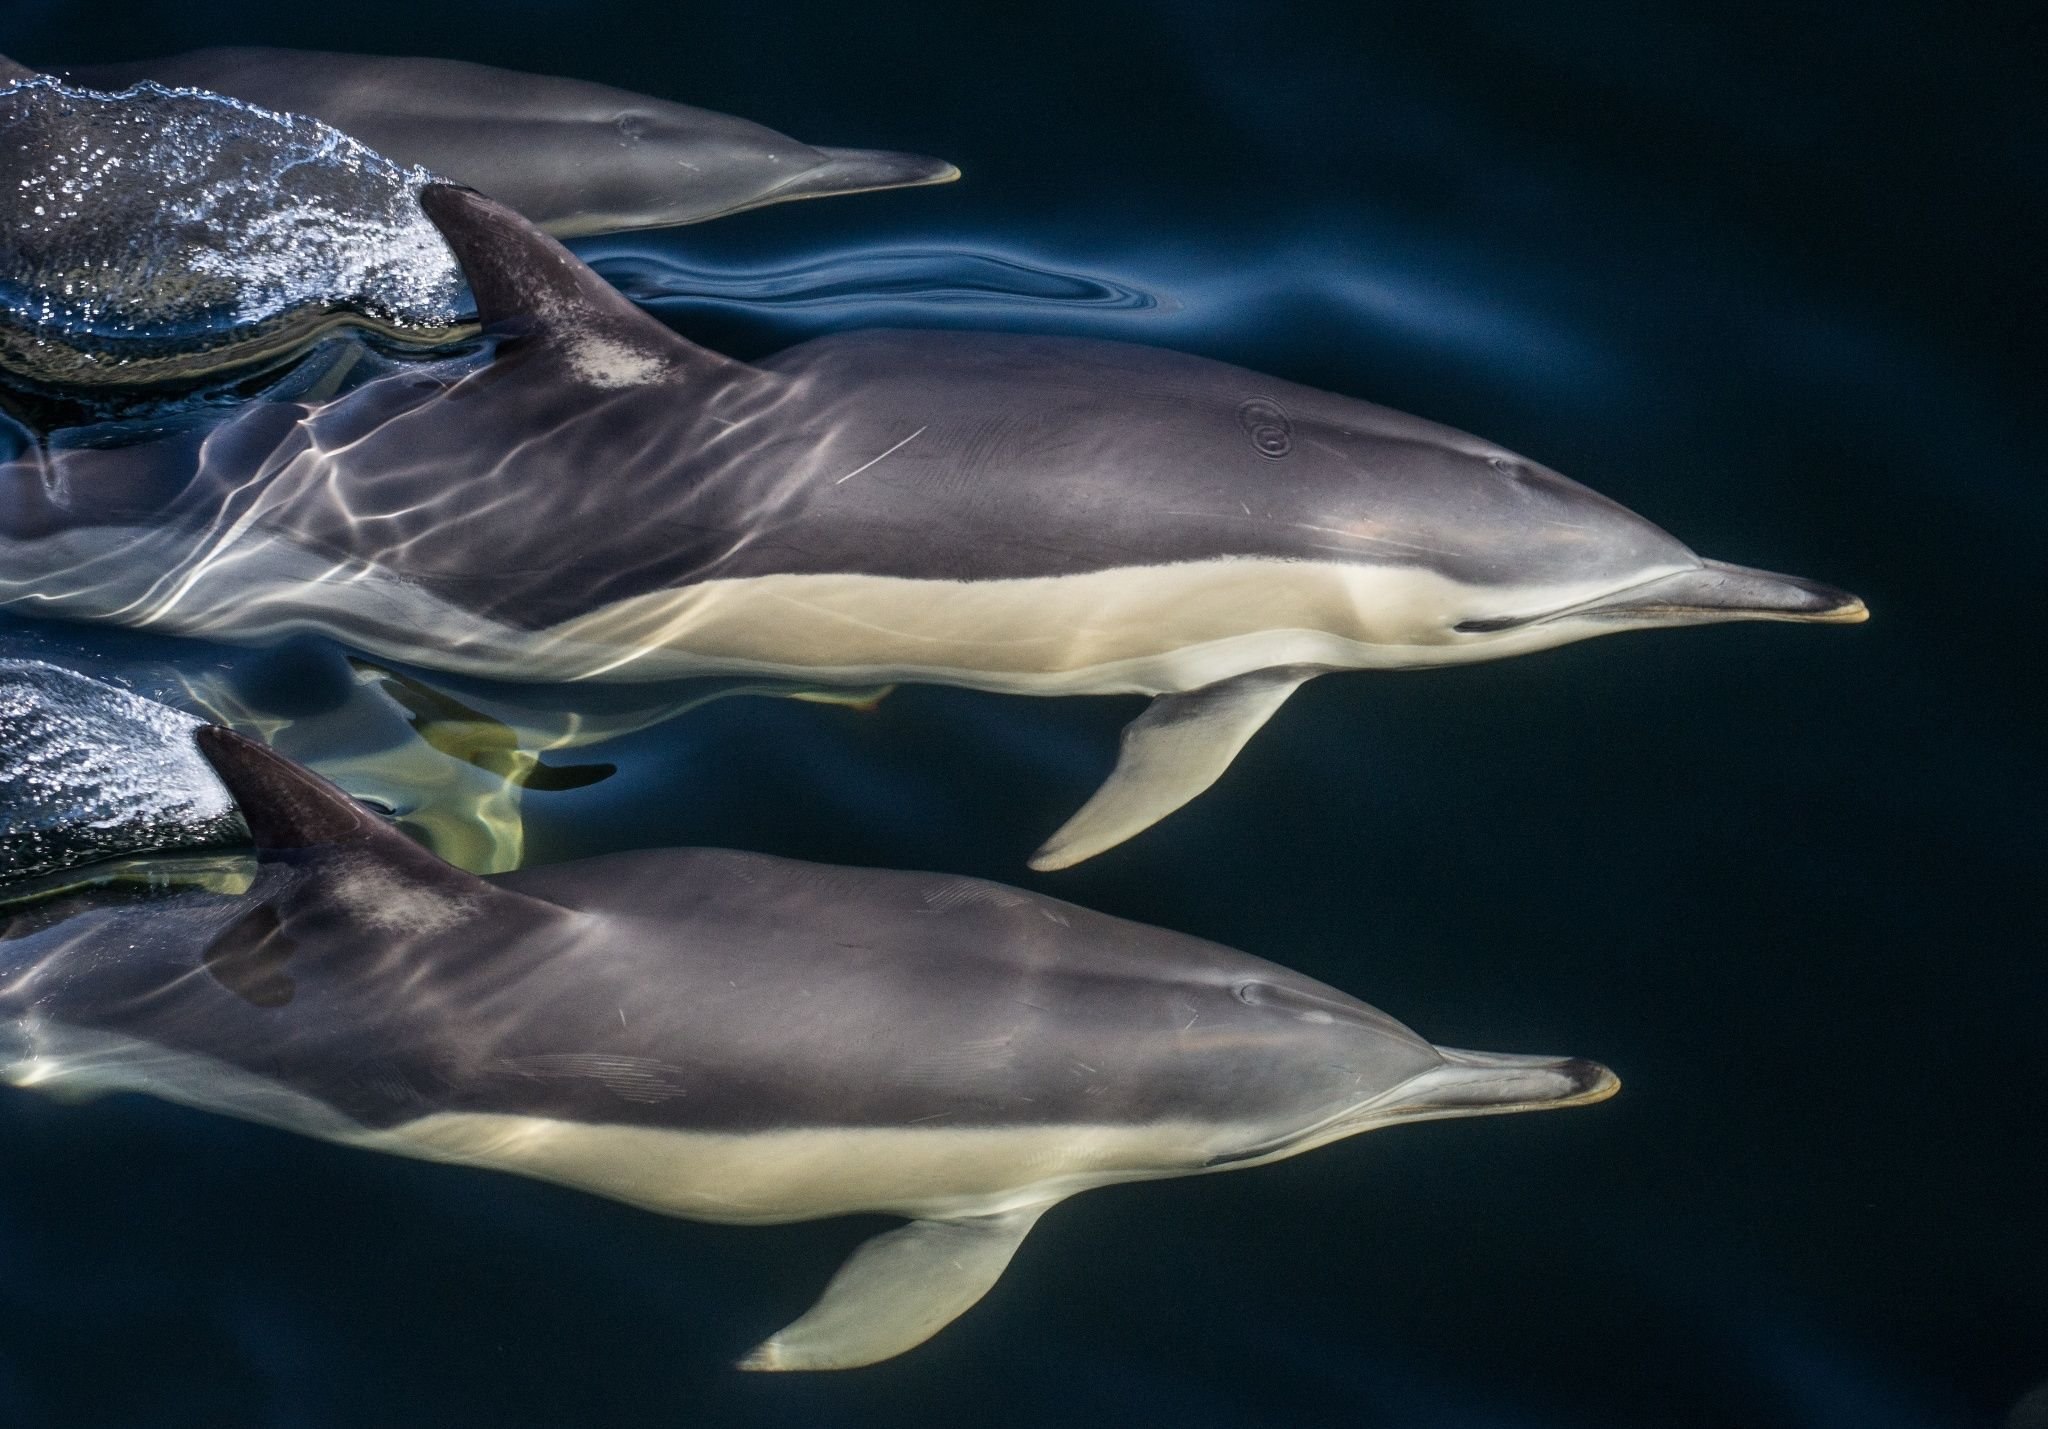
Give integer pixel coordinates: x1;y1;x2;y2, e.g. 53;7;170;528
1199;1055;1620;1170
1456;560;1868;633
1453;567;1698;634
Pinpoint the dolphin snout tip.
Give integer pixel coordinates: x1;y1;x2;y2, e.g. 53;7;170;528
1557;1057;1622;1105
1820;591;1870;624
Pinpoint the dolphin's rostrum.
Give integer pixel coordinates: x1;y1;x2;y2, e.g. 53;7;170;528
0;725;1616;1370
0;185;1865;866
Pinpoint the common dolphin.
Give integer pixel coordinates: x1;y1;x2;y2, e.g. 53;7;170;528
50;47;960;237
0;725;1617;1369
0;186;1867;867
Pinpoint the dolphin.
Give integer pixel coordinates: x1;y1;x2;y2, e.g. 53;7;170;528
0;725;1618;1369
48;47;960;237
0;186;1867;867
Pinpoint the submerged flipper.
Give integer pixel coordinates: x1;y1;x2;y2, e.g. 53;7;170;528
360;664;615;792
738;1203;1051;1372
1030;668;1316;871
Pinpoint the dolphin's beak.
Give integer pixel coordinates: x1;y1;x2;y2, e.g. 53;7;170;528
1362;1047;1620;1127
1582;559;1868;626
770;148;962;204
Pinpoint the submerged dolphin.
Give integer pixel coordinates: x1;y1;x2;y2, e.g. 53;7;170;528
50;47;960;237
0;726;1617;1369
0;187;1866;867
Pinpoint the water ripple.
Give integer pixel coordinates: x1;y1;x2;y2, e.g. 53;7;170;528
588;243;1169;319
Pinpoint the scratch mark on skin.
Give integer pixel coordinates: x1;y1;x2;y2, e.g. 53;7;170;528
833;425;928;484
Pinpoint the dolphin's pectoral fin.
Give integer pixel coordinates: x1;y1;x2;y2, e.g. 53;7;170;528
511;758;617;792
737;1203;1051;1372
1030;667;1317;871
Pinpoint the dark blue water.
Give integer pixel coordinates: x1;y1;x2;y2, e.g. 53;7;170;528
0;3;2040;1427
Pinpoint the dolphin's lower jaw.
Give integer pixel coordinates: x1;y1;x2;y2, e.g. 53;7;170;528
788;148;962;197
1456;560;1867;637
1361;1047;1620;1127
699;148;960;227
1577;559;1867;628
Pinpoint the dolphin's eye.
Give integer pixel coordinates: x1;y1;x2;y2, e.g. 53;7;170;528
613;112;652;142
1232;980;1341;1022
1490;456;1530;483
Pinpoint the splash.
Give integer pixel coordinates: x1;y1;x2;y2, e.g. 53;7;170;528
0;77;469;391
0;658;245;887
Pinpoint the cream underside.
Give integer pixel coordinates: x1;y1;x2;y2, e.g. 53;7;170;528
1;529;1602;692
0;1021;1290;1225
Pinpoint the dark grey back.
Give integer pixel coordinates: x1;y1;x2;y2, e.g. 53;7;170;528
1;323;1692;636
0;842;1438;1138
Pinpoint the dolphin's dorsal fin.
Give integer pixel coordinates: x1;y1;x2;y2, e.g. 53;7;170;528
417;183;748;389
0;53;38;83
191;727;488;894
194;726;383;851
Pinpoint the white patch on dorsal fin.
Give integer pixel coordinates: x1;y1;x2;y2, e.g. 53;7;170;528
416;183;750;391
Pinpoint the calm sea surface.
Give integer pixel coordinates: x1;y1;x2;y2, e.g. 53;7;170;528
0;3;2039;1426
